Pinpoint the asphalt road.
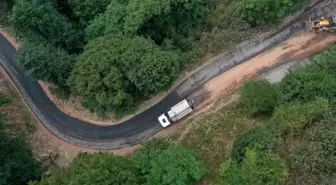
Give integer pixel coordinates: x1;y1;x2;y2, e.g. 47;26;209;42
0;34;182;149
0;0;334;149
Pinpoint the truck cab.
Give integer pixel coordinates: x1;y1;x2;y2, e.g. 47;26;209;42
158;114;171;127
158;99;193;127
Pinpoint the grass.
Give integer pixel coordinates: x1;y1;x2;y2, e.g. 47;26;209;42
180;103;267;184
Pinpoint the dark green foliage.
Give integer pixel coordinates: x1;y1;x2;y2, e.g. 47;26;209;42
0;100;42;185
69;36;180;115
279;46;336;103
69;0;111;25
0;134;42;185
279;69;336;103
220;146;288;185
30;139;206;185
270;98;329;135
240;81;282;116
85;0;129;39
11;0;83;53
86;0;207;48
0;97;11;106
0;0;14;26
291;115;336;185
134;139;207;185
50;86;71;100
30;153;143;185
231;126;278;163
16;41;74;87
125;0;207;46
236;0;293;27
310;45;336;75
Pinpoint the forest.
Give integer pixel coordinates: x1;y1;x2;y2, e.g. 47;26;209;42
1;0;308;117
3;0;336;185
3;40;335;185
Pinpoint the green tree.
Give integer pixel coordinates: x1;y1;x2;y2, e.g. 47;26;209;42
85;0;128;39
0;135;42;185
11;0;83;53
133;139;207;185
0;0;14;26
311;45;336;75
69;36;180;114
125;0;207;44
86;0;207;48
270;98;329;135
291;115;336;185
30;153;142;185
16;41;74;87
236;0;293;27
69;0;111;25
219;158;245;185
240;81;282;116
231;126;278;163
0;102;42;185
279;45;336;103
279;68;336;103
220;146;288;185
241;147;288;185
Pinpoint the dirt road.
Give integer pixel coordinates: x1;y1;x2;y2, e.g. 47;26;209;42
199;32;336;109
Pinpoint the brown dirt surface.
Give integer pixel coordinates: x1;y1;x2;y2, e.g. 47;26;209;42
199;32;336;110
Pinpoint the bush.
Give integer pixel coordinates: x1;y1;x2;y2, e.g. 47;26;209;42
292;115;336;185
50;86;71;100
133;139;207;185
279;45;336;103
11;0;83;53
86;0;207;49
240;81;282;116
85;0;128;39
16;41;74;87
69;0;110;25
270;98;329;135
0;0;13;26
220;146;288;185
30;153;143;185
236;0;293;27
0;106;42;185
279;69;336;103
231;125;279;163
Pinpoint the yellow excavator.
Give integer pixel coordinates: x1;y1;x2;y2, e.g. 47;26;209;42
308;16;336;32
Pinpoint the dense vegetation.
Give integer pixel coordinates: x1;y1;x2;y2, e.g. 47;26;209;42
31;139;207;185
6;0;336;185
29;44;336;185
69;36;180;115
216;45;336;185
0;96;42;185
0;0;308;117
29;43;336;185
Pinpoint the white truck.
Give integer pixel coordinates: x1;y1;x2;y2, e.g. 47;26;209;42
158;99;194;127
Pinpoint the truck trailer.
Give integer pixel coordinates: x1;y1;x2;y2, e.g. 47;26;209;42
158;99;194;127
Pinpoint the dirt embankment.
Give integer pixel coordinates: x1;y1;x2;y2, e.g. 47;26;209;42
148;31;336;142
199;32;336;109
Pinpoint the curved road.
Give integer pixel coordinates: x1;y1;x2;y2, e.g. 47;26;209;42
0;0;335;149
